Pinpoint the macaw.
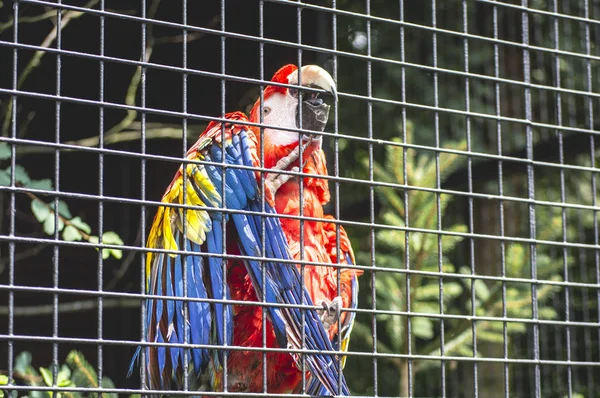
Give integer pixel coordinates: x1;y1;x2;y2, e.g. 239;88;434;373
130;64;362;396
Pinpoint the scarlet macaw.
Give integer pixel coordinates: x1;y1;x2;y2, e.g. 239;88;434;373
131;64;362;396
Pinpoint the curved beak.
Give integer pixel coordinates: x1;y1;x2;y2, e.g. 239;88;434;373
288;65;338;102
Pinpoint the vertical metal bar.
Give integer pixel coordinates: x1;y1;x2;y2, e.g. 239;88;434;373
139;0;148;392
258;0;268;394
431;1;446;396
531;8;554;393
462;3;478;397
295;4;307;394
365;0;378;396
520;2;541;397
331;1;344;393
7;0;19;394
97;0;105;390
181;0;191;392
551;2;572;397
582;0;600;388
219;0;229;392
581;1;595;395
491;3;509;397
52;1;63;393
399;1;412;396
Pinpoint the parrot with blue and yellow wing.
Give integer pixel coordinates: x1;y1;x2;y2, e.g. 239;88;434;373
131;64;362;396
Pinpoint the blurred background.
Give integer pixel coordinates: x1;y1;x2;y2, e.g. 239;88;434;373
0;0;599;397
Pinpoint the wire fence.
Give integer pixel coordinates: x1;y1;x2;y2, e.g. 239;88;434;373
0;0;599;397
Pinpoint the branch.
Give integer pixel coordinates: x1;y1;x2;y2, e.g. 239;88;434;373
0;243;49;276
104;221;142;291
103;0;160;138
0;298;140;316
24;190;93;240
417;282;503;358
154;15;220;44
1;0;101;137
13;125;204;157
0;9;60;34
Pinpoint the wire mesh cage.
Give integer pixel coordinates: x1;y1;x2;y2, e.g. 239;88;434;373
0;0;599;397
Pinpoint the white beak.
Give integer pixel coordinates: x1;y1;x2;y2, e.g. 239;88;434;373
287;65;338;102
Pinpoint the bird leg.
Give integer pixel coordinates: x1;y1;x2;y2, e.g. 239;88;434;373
318;296;343;331
264;139;311;200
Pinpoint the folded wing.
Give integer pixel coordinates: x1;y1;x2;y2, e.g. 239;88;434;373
131;112;349;395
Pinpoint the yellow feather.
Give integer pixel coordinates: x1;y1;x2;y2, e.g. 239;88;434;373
145;205;166;288
161;180;181;257
186;163;221;207
175;176;212;244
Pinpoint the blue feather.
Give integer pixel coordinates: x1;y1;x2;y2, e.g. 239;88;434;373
240;208;289;348
173;254;185;370
156;331;166;388
184;243;211;372
205;221;233;367
226;139;257;200
204;154;243;210
165;258;181;371
210;144;248;208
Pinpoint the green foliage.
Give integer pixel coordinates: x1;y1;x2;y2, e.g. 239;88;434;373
1;350;135;398
0;154;123;260
353;122;571;392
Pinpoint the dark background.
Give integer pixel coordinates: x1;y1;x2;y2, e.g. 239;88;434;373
1;0;600;396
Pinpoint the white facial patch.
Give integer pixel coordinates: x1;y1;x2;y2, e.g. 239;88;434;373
260;92;301;146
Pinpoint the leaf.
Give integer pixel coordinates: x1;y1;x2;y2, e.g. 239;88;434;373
43;214;64;235
109;248;123;260
0;375;8;385
66;350;99;388
476;329;505;344
12;165;31;185
57;201;72;219
62;225;83;241
70;217;91;234
0;169;10;186
14;352;32;374
31;200;51;223
473;279;490;301
56;364;72;387
412;317;434;339
38;367;53;387
102;232;124;260
102;231;124;245
101;376;119;398
27;179;53;191
0;142;10;160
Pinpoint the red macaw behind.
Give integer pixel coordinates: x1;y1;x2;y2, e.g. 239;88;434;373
131;64;362;396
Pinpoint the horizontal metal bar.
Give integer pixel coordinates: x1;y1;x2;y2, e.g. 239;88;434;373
10;0;600;100
1;233;600;293
1;333;599;367
2;65;600;143
2;180;600;253
267;0;600;58
476;0;599;26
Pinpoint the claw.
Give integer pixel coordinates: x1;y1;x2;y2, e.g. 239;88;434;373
319;296;343;331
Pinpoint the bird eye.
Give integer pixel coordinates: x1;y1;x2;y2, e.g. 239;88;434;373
263;107;271;115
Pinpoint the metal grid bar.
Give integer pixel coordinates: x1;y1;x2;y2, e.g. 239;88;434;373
1;1;599;397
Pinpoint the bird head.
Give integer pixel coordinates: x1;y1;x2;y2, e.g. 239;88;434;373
249;64;337;168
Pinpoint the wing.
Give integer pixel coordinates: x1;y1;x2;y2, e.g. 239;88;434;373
129;112;349;395
307;219;361;396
